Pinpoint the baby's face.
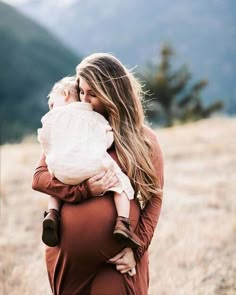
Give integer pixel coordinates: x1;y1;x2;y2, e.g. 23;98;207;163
48;91;67;110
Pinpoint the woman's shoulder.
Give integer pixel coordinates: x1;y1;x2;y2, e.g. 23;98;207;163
142;125;164;186
141;124;159;142
141;124;163;155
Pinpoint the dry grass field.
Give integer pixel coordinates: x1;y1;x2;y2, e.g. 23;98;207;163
1;117;236;295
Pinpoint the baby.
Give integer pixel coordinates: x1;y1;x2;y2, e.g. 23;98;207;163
38;76;141;254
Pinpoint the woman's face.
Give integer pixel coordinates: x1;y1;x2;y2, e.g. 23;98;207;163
78;77;107;116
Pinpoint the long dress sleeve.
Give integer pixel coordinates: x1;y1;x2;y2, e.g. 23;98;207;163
32;154;91;203
134;126;164;262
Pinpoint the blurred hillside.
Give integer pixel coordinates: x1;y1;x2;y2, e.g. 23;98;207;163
1;117;236;294
0;1;81;143
9;0;236;113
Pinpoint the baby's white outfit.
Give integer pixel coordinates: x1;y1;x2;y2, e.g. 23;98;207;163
38;102;134;199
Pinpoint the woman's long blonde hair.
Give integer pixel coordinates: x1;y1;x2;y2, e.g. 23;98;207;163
76;53;161;206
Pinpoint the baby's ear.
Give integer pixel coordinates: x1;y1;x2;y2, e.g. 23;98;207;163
64;89;70;101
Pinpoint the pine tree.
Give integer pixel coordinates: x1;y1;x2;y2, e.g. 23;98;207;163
143;44;223;126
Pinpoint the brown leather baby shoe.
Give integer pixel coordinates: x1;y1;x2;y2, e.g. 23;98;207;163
113;216;141;248
42;209;60;247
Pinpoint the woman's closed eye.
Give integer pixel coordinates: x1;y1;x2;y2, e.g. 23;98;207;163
79;88;96;97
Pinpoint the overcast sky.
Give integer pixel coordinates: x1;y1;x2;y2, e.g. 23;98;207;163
3;0;27;4
3;0;81;6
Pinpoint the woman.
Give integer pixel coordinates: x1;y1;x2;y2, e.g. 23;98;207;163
32;53;164;295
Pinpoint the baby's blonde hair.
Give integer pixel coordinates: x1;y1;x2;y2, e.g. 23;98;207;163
48;76;78;99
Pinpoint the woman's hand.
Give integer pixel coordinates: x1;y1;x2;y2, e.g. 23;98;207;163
107;248;136;275
86;169;119;196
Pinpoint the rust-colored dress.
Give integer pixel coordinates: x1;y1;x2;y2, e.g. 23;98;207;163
32;125;164;295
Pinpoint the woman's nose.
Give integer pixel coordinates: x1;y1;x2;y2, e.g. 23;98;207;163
83;94;91;103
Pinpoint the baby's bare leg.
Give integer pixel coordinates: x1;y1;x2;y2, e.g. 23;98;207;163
114;192;130;218
48;196;61;211
113;194;138;275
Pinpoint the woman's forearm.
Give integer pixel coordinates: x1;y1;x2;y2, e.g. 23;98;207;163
32;155;91;203
134;192;163;262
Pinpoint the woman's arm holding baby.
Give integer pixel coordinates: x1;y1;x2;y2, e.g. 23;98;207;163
32;154;91;203
32;154;119;202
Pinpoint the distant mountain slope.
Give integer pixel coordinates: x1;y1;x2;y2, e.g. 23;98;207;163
13;0;236;113
0;1;81;143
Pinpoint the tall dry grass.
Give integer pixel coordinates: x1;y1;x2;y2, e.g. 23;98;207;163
1;117;236;295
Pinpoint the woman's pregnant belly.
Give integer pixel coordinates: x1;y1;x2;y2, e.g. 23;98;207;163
45;195;140;293
62;194;140;265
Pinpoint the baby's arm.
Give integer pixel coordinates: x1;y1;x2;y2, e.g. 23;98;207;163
38;112;53;155
94;112;114;149
106;125;114;149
